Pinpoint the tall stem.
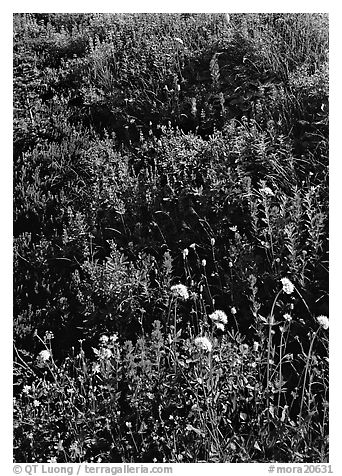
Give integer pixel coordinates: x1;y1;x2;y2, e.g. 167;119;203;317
266;290;281;429
299;330;318;422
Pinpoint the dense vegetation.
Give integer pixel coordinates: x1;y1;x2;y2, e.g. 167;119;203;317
13;13;329;463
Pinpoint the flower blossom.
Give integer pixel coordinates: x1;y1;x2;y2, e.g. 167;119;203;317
259;186;274;196
22;385;31;394
194;336;212;353
281;277;295;295
317;315;329;330
283;313;292;322
209;310;228;330
99;335;109;344
38;350;51;362
100;348;112;359
171;284;189;300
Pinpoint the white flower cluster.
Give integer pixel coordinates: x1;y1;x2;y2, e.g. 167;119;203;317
171;284;189;300
209;310;228;331
317;315;329;330
194;336;212;353
37;349;51;367
281;277;295;295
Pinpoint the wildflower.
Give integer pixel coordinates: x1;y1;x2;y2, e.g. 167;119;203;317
33;400;40;407
189;243;196;250
228;261;233;268
126;421;132;429
283;313;292;322
194;336;212;352
99;335;109;344
38;349;51;362
260;186;274;196
211;238;215;246
110;334;118;343
281;277;294;295
253;341;259;352
171;284;189;300
201;259;206;267
22;385;31;394
182;248;189;258
209;310;228;330
100;348;112;359
92;363;101;374
44;331;54;341
47;457;57;463
231;307;237;315
317;315;329;330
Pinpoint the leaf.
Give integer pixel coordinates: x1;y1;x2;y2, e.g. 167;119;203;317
254;441;262;452
186;424;205;437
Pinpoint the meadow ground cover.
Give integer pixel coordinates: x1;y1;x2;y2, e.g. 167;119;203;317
13;13;328;463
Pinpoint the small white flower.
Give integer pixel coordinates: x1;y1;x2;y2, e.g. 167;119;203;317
317;315;329;330
100;348;112;359
283;313;292;322
201;259;207;267
110;334;118;343
194;336;212;352
281;277;295;295
260;186;274;196
92;363;101;374
189;243;196;249
171;284;189;300
22;385;31;394
231;307;237;315
209;310;228;330
126;421;132;429
228;261;233;268
33;400;40;407
182;248;189;258
38;350;51;362
99;335;109;344
211;238;215;246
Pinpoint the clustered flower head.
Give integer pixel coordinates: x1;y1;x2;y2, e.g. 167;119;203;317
209;310;228;331
283;313;292;322
281;277;295;295
99;348;112;359
317;315;329;330
194;336;212;353
38;349;51;363
171;284;189;300
259;186;274;197
99;335;109;344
